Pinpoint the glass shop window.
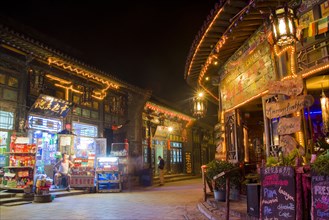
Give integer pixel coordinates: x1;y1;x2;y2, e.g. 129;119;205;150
3;89;17;101
92;101;99;110
0;110;14;130
73;107;82;116
82;109;90;118
73;95;81;104
104;104;110;113
91;111;99;119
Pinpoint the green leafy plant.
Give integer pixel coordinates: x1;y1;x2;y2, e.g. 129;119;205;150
311;151;329;176
314;135;329;154
206;160;240;191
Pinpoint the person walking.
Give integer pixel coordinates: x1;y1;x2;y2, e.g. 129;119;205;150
158;156;165;186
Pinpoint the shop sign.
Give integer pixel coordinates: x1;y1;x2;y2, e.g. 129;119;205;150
30;94;72;118
268;77;303;96
261;166;296;220
220;30;276;110
279;135;298;155
277;116;301;135
265;95;314;119
153;125;169;140
311;174;329;220
185;152;192;174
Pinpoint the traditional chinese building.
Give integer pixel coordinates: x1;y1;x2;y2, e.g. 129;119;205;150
185;0;329;164
142;96;215;176
0;20;151;180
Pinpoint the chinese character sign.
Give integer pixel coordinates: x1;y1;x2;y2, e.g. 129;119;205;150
30;94;72;118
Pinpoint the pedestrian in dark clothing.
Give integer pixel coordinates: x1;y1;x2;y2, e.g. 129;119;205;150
158;156;165;186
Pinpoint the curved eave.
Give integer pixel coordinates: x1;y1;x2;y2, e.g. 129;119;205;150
185;0;290;89
0;24;149;96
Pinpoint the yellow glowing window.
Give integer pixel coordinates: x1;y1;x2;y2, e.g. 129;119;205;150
83;102;92;108
73;95;81;104
0;74;5;84
3;89;17;101
104;104;110;113
92;101;99;110
8;77;18;88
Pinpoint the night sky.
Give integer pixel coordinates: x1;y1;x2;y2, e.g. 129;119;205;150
0;0;218;104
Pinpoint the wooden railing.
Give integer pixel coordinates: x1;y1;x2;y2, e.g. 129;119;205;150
201;165;241;220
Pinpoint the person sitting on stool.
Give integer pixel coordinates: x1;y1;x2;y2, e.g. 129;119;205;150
54;153;74;191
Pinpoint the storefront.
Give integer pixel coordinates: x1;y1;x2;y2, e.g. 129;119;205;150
0;110;14;167
185;0;329;219
69;122;100;189
28;115;62;178
143;101;194;175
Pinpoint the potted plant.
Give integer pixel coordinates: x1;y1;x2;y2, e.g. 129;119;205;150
311;134;329;176
206;160;240;201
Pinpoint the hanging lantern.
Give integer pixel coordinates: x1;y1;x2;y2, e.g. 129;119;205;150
320;90;329;132
270;5;298;46
193;92;207;119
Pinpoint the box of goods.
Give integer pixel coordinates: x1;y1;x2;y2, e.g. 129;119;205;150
17;171;29;177
7;180;17;188
13;144;26;153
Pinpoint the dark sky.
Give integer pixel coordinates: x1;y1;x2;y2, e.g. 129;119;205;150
0;1;218;103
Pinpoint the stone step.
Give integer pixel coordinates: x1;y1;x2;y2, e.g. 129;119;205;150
0;197;26;205
0;192;17;199
153;174;201;185
1;201;33;207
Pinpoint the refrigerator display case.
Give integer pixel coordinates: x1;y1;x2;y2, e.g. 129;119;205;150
95;157;121;192
30;131;57;177
0;131;9;167
111;142;129;189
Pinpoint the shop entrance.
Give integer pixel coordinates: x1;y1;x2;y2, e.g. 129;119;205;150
238;98;264;164
28;115;63;178
154;141;164;174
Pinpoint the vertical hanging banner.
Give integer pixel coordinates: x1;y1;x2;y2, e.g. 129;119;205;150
261;166;296;220
185;152;192;174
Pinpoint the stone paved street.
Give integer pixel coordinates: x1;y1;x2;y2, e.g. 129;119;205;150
1;178;208;220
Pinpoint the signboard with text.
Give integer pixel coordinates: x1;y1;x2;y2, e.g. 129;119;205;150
311;174;329;220
265;95;314;119
277;117;301;135
268;77;303;97
261;166;296;220
30;94;72;118
185;152;192;174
